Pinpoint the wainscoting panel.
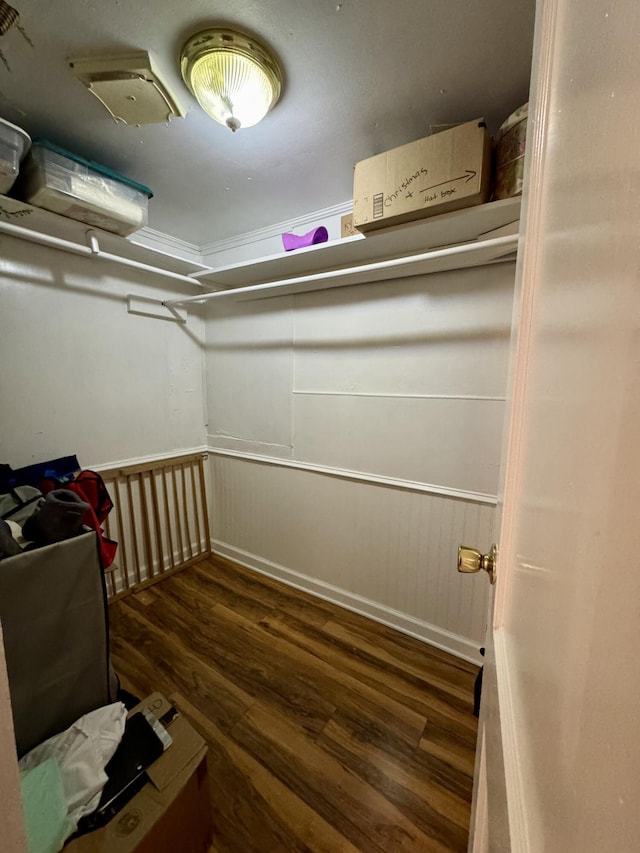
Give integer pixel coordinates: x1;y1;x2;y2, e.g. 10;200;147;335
209;453;495;661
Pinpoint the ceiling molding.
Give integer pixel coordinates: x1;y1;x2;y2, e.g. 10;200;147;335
129;199;355;268
130;226;204;265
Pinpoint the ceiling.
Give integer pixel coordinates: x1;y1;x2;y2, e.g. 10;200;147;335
0;0;536;247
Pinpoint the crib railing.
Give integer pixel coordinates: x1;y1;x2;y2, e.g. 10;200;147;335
99;452;210;600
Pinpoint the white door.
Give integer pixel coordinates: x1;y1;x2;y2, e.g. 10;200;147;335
469;0;640;850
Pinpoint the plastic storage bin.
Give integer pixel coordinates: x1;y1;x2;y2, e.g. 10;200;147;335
0;118;31;194
20;141;153;236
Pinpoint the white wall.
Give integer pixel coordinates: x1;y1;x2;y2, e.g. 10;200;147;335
0;225;515;660
0;235;207;470
206;261;515;659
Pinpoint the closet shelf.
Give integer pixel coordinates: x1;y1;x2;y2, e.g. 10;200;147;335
1;194;520;306
165;233;519;307
0;195;208;286
193;196;521;291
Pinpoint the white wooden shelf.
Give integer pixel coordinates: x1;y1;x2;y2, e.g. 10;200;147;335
1;193;520;309
0;195;206;286
194;196;521;291
167;234;519;308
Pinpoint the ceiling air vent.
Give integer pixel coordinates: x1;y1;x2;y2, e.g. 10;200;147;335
68;51;185;125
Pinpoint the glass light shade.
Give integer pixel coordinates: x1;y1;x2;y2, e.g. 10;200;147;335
181;29;282;132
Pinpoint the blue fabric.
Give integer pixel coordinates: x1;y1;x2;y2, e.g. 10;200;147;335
0;455;80;490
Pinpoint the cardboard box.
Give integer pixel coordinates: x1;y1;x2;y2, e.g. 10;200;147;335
340;213;359;238
66;693;211;853
352;119;492;233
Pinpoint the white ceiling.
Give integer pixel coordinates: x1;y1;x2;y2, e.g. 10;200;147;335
0;0;535;246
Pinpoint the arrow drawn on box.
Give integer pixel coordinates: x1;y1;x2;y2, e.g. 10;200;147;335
421;170;477;194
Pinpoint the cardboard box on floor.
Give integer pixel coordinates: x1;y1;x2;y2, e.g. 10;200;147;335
352;118;492;233
65;693;211;853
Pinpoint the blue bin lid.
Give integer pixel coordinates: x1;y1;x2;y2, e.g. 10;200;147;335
33;139;154;198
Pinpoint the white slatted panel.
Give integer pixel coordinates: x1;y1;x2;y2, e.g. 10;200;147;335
102;454;210;598
210;454;494;654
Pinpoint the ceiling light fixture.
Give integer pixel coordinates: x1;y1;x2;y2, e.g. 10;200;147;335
180;27;283;132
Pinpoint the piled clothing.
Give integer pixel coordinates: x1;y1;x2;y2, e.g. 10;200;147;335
0;466;117;568
20;702;127;853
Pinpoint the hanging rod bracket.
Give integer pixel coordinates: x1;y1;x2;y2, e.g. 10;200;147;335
127;294;187;323
86;229;100;254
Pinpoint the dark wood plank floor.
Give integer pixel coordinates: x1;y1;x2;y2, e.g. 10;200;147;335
109;555;479;853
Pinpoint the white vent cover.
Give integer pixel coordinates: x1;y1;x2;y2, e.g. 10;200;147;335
68;51;185;125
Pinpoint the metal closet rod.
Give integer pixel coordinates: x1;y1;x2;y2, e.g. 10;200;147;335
0;218;206;288
163;234;519;307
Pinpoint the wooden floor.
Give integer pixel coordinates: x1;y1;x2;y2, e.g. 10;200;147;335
109;555;479;853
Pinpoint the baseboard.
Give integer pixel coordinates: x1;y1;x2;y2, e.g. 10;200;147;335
212;540;483;665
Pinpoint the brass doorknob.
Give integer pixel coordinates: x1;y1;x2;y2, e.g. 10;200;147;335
458;544;497;584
